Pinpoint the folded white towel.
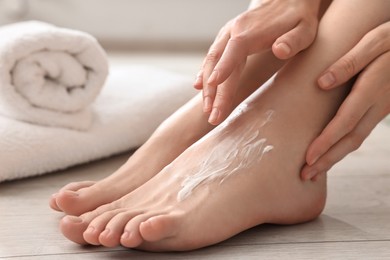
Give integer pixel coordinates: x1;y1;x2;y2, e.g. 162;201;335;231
0;65;197;182
0;21;108;130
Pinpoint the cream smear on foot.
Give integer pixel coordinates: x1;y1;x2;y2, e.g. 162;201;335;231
177;105;274;201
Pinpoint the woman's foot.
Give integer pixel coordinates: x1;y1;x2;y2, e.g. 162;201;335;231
59;83;329;251
50;95;214;216
50;50;286;217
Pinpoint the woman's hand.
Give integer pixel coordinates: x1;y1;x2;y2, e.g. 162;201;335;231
195;0;321;125
302;21;390;181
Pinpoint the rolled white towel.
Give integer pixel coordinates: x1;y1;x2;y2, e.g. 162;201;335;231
0;21;108;130
0;65;197;182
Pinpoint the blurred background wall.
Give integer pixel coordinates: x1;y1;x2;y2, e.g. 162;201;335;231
0;0;249;50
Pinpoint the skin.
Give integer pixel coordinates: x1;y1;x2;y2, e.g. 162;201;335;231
194;0;323;125
303;21;390;180
58;0;390;252
50;51;285;216
50;0;328;215
192;0;389;180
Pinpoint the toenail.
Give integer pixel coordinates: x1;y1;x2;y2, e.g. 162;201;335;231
85;226;95;234
66;216;83;223
121;231;131;240
101;228;112;237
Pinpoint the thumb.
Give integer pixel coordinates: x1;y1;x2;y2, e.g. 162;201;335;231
272;20;317;60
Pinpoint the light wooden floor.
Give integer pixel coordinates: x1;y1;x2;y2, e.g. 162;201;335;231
1;52;389;259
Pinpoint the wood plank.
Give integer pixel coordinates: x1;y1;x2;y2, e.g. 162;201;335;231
3;241;390;260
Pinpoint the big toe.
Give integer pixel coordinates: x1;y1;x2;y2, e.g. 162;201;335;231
49;181;96;212
140;214;178;242
60;216;90;245
56;184;114;216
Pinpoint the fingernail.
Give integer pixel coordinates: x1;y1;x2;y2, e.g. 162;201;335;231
318;72;336;88
308;154;320;166
204;97;212;113
194;76;202;87
207;70;218;85
276;42;291;56
209;107;220;124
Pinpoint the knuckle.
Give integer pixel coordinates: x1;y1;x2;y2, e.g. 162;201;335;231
206;49;221;63
338;55;358;76
232;13;246;29
229;33;247;46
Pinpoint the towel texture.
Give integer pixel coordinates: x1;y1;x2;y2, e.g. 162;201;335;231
0;65;196;182
0;21;108;130
0;21;197;182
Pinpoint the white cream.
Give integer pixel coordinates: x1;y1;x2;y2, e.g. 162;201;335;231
177;108;275;201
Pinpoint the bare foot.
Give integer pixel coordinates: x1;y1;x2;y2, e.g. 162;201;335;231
50;95;214;216
59;75;333;251
57;0;385;249
50;50;285;216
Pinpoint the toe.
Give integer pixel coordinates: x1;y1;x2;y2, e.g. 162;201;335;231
120;230;143;248
55;183;116;216
99;211;143;247
83;209;125;246
60;201;119;245
55;190;83;215
60;216;89;245
140;214;178;242
49;181;95;212
120;213;157;248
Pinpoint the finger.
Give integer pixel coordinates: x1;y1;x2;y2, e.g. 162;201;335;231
306;83;375;166
193;70;203;90
208;62;245;125
272;19;317;60
202;32;231;113
308;49;390;165
318;22;390;89
206;36;248;88
302;104;386;180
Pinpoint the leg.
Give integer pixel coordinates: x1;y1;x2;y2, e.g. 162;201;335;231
59;0;390;251
50;0;334;216
50;51;285;215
